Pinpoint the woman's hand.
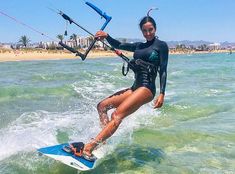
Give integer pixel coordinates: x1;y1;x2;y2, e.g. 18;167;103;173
153;93;165;108
95;31;108;40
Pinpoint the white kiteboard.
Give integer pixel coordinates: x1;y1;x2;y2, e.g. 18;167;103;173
37;143;99;171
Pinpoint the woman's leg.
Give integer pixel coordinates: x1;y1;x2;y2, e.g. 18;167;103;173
84;87;154;156
97;88;133;128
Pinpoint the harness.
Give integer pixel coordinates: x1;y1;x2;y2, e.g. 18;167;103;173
122;58;158;76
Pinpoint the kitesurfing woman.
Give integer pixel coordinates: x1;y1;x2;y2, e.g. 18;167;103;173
72;14;169;161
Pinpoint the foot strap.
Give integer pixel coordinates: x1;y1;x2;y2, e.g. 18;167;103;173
70;142;85;156
82;153;97;162
62;142;97;161
62;142;84;156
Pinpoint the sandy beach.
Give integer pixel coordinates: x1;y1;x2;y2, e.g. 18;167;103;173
0;49;134;62
0;49;232;62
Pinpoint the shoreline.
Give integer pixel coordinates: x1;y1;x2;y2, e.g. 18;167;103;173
0;49;232;62
0;50;133;62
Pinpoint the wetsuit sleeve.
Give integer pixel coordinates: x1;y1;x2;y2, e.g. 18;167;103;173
106;35;139;52
158;42;169;95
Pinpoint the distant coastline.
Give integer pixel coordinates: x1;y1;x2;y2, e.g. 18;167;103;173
0;48;233;62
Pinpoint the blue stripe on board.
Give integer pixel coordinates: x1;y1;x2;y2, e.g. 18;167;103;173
37;143;95;169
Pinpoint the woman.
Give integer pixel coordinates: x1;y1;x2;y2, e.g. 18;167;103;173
70;15;168;161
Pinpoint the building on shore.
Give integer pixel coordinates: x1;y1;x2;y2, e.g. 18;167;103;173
0;43;13;49
208;43;221;50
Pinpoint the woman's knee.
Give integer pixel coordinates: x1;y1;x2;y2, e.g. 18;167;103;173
97;101;105;113
97;101;111;114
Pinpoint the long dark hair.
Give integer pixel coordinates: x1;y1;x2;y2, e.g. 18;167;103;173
139;16;156;30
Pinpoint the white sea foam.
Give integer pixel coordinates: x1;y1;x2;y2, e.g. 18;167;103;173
0;100;160;162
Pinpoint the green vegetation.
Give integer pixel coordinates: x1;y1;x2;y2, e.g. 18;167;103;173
18;35;30;47
56;34;64;42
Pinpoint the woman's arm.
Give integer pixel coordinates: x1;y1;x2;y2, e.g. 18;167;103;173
154;41;169;108
95;30;139;52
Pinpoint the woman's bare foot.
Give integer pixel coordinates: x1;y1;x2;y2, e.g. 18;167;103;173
83;142;96;157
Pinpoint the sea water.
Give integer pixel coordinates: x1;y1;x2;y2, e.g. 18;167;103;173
0;53;234;174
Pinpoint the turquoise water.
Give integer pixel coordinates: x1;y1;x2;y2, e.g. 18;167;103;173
0;53;234;174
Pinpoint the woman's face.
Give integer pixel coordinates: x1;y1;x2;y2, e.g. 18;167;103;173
141;22;156;41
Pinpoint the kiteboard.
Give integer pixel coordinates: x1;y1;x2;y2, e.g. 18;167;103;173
37;143;99;171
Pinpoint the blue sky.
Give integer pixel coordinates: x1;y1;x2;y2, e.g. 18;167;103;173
0;0;234;43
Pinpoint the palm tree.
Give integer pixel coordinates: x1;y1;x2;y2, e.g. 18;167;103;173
57;34;64;42
19;35;30;47
198;44;208;51
70;33;78;47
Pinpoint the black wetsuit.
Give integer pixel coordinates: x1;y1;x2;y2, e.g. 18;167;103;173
106;35;168;97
